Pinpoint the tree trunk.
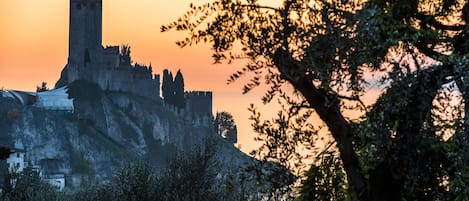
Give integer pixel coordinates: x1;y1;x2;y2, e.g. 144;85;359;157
291;77;367;199
273;50;368;200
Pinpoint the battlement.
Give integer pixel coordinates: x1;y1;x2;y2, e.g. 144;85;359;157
103;46;119;54
70;0;101;3
185;91;212;98
163;102;212;127
185;91;212;117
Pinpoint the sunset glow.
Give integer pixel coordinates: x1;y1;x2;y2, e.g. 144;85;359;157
0;0;271;153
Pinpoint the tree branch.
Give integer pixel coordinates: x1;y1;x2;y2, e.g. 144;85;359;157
337;94;369;113
273;48;368;200
417;13;466;31
239;4;280;12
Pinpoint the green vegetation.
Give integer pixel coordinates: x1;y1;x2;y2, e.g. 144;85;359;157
162;69;186;108
1;165;59;201
0;141;273;201
36;82;49;92
67;80;101;103
164;0;469;200
214;111;238;144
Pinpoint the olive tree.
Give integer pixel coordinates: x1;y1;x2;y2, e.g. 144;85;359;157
163;0;469;200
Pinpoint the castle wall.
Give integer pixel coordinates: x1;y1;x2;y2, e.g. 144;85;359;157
185;91;212;117
98;68;131;92
63;0;171;103
65;62;161;101
103;46;119;68
132;76;160;99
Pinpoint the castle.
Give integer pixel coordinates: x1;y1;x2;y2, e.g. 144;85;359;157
55;0;212;117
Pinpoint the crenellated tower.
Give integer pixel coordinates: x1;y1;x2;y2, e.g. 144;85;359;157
56;0;162;101
68;0;102;65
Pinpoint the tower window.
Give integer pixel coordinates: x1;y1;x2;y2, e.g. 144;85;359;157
76;3;82;10
90;3;96;9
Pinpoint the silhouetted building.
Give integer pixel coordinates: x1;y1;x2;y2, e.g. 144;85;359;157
68;0;102;66
56;0;160;101
54;0;212;119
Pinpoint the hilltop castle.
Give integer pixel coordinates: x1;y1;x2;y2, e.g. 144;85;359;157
55;0;212;116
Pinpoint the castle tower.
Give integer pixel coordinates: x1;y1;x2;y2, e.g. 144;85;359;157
68;0;102;65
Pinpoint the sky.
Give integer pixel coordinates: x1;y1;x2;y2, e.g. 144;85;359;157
0;0;278;153
0;0;383;155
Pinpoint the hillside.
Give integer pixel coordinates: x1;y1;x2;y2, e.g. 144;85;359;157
0;81;289;189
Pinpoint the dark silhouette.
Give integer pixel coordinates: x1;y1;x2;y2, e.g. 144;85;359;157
164;0;469;200
119;45;131;66
162;69;174;103
214;112;237;144
36;82;49;92
162;69;185;108
173;70;185;108
0;145;12;160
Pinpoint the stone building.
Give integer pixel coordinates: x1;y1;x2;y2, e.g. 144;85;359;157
56;0;160;101
55;0;212;119
6;148;27;173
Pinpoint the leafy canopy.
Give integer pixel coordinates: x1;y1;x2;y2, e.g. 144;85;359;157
163;0;469;200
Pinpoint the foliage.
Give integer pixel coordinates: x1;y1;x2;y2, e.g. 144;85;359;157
158;142;220;201
248;92;319;175
164;0;469;200
0;165;60;201
112;162;158;201
173;70;186;108
36;82;49;92
0;147;11;160
214;111;238;144
162;69;173;103
119;45;131;66
0;138;292;201
162;69;185;108
298;150;348;201
67;80;102;103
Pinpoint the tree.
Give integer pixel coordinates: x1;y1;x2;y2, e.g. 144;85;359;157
36;82;48;92
0;146;11;160
214;112;238;144
159;143;220;201
163;0;469;200
297;150;347;201
112;161;158;201
173;70;186;108
162;69;174;103
1;164;59;201
162;69;186;108
119;45;131;66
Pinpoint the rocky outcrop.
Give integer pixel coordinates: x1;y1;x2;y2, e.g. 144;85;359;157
0;81;292;190
0;81;223;180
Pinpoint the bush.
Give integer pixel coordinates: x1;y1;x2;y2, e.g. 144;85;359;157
0;141;273;201
67;80;101;103
0;165;60;201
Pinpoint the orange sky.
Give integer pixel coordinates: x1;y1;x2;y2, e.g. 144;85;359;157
0;0;275;153
0;0;382;155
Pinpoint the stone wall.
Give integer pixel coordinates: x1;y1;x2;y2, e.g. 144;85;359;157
69;0;102;65
185;91;212;117
102;46;119;68
63;60;161;101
